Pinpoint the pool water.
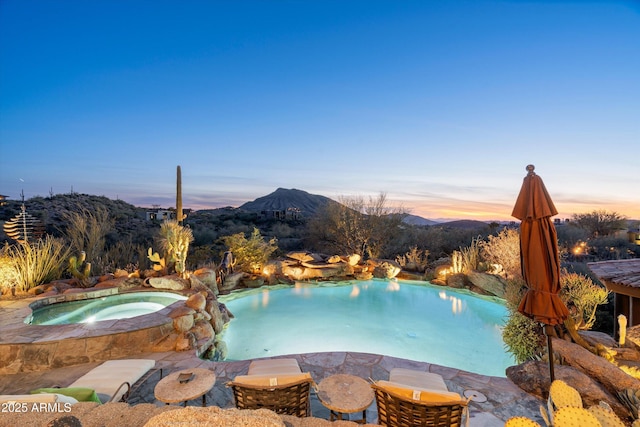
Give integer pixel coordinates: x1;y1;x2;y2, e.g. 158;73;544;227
219;279;515;377
26;292;187;325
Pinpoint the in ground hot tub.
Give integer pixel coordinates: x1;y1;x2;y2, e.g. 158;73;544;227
25;291;187;325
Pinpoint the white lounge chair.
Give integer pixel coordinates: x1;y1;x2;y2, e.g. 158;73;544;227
68;359;157;403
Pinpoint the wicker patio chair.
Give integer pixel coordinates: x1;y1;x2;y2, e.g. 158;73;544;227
372;382;468;427
228;376;314;416
227;358;315;417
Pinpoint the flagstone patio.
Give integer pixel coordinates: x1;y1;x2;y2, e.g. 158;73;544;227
0;349;544;426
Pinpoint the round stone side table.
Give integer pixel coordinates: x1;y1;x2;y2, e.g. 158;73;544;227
317;374;374;424
154;367;216;406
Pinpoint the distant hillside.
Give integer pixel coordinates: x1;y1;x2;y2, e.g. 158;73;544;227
239;188;338;217
402;214;439;226
0;193;157;244
436;219;490;230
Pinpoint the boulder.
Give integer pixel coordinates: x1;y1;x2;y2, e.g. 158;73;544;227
191;319;215;342
466;271;507;298
371;260;401;279
327;255;341;263
113;269;130;278
185;292;207;312
286;251;316;262
626;325;640;350
94;276;143;290
345;254;361;266
213;339;228;361
242;276;265;288
28;285;47;295
173;314;194;333
552;337;640;396
193;268;218;294
355;271;373;280
281;263;348;280
189;275;213;295
446;273;467;289
206;300;226;334
142;269;160;279
219;302;233;323
97;273;115;282
219;272;243;292
146;275;190;291
579;330;619;349
194;310;212;322
434;265;451;279
175;331;195;352
506;361;631;421
168;305;196;318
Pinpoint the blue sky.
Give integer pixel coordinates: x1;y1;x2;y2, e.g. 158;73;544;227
1;1;638;221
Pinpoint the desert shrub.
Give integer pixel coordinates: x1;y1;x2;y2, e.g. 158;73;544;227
502;311;543;363
395;246;429;272
0;247;18;294
59;207;114;274
3;237;70;292
189;245;217;269
588;236;639;260
416;226;487;259
559;270;609;330
480;227;521;280
502;275;544;363
459;236;482;273
502;271;609;362
98;239;147;273
222;228;278;274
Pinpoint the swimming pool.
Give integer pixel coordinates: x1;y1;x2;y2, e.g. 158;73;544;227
25;291;187;325
219;279;515;377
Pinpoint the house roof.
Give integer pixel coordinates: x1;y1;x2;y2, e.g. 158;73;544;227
588;259;640;295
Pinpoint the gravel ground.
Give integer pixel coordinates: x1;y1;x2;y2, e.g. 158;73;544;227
0;403;376;427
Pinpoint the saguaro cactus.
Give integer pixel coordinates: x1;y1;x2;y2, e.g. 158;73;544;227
176;165;185;225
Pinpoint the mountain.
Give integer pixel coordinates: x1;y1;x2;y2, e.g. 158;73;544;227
239;188;470;226
402;214;439;226
239;188;338;217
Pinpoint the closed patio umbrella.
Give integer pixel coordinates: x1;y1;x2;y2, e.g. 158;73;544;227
512;164;569;382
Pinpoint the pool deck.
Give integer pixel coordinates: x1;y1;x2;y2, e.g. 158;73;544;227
0;296;545;425
0;350;545;425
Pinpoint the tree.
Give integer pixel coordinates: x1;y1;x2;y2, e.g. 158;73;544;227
305;192;407;259
570;210;627;238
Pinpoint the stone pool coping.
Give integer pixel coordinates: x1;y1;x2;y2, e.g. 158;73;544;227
0;288;186;374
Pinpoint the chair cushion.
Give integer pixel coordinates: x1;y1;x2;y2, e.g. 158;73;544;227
232;373;313;387
68;359;155;403
389;368;448;391
247;358;301;376
0;393;60;403
375;380;463;403
31;387;100;403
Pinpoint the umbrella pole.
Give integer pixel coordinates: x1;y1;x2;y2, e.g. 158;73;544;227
544;324;555;383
